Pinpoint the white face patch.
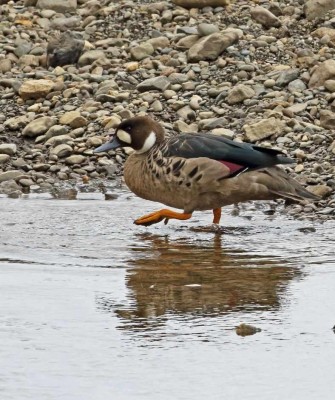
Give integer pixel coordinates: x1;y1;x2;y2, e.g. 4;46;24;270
137;131;156;154
117;129;132;144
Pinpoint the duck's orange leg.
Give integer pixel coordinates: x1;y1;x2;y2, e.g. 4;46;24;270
134;209;192;226
212;208;222;224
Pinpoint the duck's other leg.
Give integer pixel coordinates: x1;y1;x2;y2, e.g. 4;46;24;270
212;208;222;224
134;209;192;226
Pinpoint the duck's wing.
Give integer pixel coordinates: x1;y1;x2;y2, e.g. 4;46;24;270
164;133;294;175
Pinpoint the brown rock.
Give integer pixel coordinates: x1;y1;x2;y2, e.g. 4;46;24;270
0;59;12;73
37;0;77;13
59;111;87;128
244;117;284;142
188;31;239;62
320;110;335;129
307;185;332;198
251;6;281;28
0;171;25;183
19;79;54;100
304;0;335;20
22;116;57;138
172;0;229;8
227;84;255;105
51;144;73;158
236;323;261;337
65;155;86;165
309;60;335;88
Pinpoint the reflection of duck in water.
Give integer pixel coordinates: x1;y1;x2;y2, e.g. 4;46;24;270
97;233;302;332
95;116;318;227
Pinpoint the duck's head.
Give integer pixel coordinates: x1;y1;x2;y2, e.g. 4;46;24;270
94;116;165;154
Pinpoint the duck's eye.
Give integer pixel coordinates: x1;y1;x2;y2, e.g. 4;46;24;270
124;125;131;132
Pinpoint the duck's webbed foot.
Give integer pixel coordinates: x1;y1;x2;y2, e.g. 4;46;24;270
134;209;192;226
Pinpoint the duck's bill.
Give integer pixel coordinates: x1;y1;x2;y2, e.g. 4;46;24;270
94;137;121;153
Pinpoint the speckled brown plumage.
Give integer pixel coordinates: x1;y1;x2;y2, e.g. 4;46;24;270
95;116;319;226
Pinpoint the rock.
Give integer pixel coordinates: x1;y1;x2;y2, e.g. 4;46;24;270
86;137;102;147
50;187;77;199
78;50;107;67
324;79;335;92
176;35;199;50
188;31;239;62
307;185;332;198
0;59;12;73
304;0;335;20
130;42;155;61
309;60;335;88
0;144;17;156
251;6;281;28
137;77;171;92
19;79;54;100
47;31;84;68
244;117;284;142
33;163;50;172
0;154;10;164
312;27;335;45
0;171;23;183
60;111;88;128
50;144;73;158
4;115;34;131
236;323;261;337
329;140;335;154
146;37;170;50
50;16;81;31
227;84;255;105
14;39;32;58
264;79;276;88
12;158;29;170
45;134;73;147
286;103;308;114
197;23;219;37
22;117;57;138
19;55;40;67
211;128;235;138
199;117;228;130
65;155;86;165
18;178;35;187
295;164;304;173
174;120;198;133
172;0;229;7
45;125;69;140
320;110;335;129
124;62;139;72
0;179;22;195
36;0;77;13
288;79;306;92
276;68;300;87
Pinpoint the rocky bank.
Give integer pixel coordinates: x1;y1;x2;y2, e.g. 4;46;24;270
0;0;335;220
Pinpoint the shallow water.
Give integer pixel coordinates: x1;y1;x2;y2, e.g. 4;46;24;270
1;190;335;400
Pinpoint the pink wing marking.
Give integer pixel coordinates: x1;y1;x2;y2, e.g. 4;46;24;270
219;160;245;174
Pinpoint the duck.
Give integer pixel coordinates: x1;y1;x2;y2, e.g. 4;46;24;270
94;116;318;226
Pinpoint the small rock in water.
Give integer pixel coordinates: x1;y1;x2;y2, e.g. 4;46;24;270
235;323;261;337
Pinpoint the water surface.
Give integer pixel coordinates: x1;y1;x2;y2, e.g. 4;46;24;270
1;192;335;400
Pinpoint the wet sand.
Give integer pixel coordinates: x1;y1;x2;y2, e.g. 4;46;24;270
1;191;335;400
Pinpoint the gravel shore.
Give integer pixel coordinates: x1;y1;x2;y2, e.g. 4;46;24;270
0;0;334;220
